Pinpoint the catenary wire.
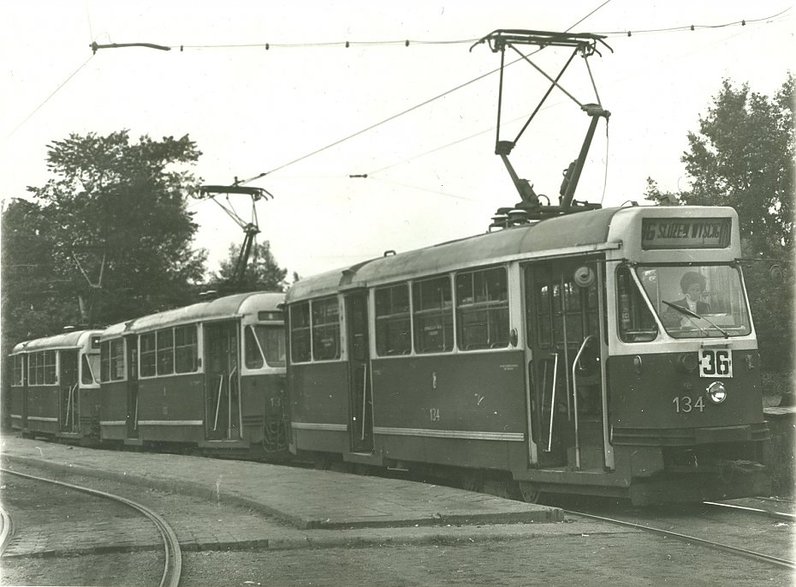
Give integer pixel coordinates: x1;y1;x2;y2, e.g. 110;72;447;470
241;0;618;183
6;55;95;138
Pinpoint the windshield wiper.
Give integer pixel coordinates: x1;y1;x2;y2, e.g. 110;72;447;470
662;301;729;338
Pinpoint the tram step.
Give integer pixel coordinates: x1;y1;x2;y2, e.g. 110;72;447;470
198;439;251;449
567;444;606;469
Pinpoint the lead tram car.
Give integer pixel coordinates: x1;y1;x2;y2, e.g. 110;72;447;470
285;205;770;504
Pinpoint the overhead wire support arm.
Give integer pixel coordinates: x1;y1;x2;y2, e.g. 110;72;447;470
473;28;612;219
195;183;275;293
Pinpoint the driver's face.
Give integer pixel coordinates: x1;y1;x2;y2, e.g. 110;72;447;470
685;283;703;301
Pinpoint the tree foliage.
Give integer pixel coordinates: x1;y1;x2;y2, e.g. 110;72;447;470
648;75;794;370
210;240;288;293
2;131;207;342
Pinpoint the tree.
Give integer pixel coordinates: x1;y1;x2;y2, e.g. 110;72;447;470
211;240;288;293
2;130;208;336
649;75;794;371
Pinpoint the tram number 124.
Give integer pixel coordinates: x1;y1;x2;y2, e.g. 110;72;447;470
698;349;733;378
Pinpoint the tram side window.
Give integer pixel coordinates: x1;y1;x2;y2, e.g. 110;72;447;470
375;284;411;356
290;303;311;363
413;276;453;353
312;297;341;361
616;265;658;342
29;350;57;385
100;339;126;382
156;329;175;375
456;267;509;350
175;325;198;373
12;355;23;386
139;333;156;377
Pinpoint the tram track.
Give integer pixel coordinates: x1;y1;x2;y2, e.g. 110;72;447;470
0;467;182;587
703;499;796;523
563;505;795;571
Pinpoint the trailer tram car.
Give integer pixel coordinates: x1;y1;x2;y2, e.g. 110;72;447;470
98;291;287;458
9;330;103;443
285;205;770;504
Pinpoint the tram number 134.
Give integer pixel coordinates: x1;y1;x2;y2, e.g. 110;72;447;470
698;348;733;378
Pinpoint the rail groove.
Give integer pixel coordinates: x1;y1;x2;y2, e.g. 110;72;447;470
0;467;182;587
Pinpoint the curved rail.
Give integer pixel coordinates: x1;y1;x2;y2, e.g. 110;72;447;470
566;508;795;571
0;467;182;587
0;504;13;555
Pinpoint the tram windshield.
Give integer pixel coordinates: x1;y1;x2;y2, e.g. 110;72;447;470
245;324;286;368
633;264;752;339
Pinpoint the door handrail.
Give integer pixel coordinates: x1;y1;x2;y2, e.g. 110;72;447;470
213;375;224;432
361;364;368;441
229;366;242;440
546;353;559;453
571;334;595;470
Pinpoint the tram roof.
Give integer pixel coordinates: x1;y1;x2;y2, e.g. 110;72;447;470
11;329;102;354
100;291;284;338
287;207;624;302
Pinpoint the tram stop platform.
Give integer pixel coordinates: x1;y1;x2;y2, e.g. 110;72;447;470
0;435;561;544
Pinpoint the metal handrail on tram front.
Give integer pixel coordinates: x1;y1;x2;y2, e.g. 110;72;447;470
571;334;595;470
546;353;559;453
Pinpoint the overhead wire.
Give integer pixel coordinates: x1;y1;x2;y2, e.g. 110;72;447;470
244;1;788;184
5;55;95;138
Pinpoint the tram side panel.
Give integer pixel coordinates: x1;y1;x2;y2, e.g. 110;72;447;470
372;351;528;472
100;378;128;441
288;362;350;454
240;371;287;451
137;374;205;443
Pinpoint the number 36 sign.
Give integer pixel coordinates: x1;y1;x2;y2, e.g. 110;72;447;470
699;348;733;378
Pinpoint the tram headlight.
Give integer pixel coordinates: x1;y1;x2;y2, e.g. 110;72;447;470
706;381;727;404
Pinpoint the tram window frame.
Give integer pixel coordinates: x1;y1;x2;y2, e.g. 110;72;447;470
174;325;199;373
375;283;411;356
81;353;99;385
246;324;286;369
312;296;341;361
245;325;265;369
29;350;57;385
413;275;454;354
290;302;311;363
456;266;509;350
139;332;157;377
101;339;124;382
156;329;175;375
616;265;658;343
11;355;23;386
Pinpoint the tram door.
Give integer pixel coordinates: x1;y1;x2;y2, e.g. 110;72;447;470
125;336;139;438
59;350;79;432
524;258;606;470
205;322;241;441
346;291;373;453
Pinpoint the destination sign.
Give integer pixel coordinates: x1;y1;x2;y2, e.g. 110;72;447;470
641;217;731;250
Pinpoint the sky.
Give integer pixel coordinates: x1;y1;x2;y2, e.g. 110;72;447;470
1;1;793;280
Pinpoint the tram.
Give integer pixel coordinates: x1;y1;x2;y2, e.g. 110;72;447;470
8;329;103;442
98;291;287;457
284;205;769;504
